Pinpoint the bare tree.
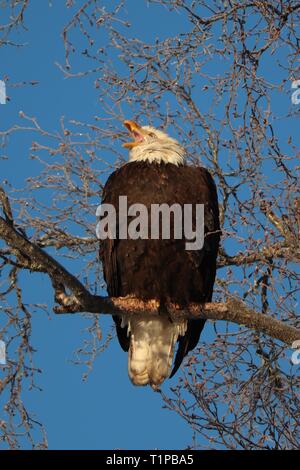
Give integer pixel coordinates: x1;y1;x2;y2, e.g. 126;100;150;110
0;0;299;449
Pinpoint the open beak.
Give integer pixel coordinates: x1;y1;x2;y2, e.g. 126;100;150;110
123;120;146;148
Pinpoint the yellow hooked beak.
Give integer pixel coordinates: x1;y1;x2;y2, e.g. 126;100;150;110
122;120;146;148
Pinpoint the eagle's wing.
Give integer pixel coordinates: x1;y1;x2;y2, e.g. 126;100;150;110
99;171;130;352
170;167;220;378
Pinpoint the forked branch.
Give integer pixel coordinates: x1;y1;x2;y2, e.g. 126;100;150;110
1;215;299;346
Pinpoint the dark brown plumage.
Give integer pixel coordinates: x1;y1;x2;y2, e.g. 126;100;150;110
99;160;220;380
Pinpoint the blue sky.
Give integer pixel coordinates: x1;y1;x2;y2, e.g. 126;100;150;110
0;0;299;450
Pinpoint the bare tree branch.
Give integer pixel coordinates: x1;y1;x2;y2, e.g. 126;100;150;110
1;214;299;346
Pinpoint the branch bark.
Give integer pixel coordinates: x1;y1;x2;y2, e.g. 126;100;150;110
1;214;299;346
56;295;300;345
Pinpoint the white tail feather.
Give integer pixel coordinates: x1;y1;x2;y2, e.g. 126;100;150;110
122;316;187;389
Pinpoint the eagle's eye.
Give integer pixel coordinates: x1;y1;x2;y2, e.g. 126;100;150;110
148;132;156;138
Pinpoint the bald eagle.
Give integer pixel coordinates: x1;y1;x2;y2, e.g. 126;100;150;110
99;120;220;389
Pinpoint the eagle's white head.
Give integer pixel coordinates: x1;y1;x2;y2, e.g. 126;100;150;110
122;120;185;166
